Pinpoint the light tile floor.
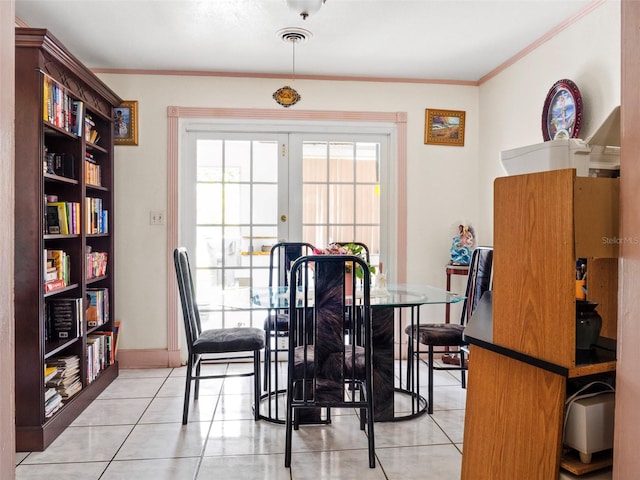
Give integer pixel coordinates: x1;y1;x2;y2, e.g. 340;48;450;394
15;360;467;480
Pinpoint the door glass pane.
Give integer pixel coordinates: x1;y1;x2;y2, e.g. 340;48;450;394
253;184;278;224
196;183;222;224
328;184;355;224
302;184;327;224
254;141;279;182
303;143;327;182
197;139;223;180
355;143;379;182
329;142;354;182
194;137;280;329
302;140;381;265
226;140;251;181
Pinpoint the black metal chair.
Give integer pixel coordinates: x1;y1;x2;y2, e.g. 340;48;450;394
284;254;376;468
174;247;265;424
263;242;315;396
405;246;493;414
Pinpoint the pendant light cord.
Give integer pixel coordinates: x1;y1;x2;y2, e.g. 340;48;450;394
291;38;297;81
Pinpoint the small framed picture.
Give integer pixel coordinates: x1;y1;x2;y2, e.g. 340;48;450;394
424;109;465;146
114;100;138;146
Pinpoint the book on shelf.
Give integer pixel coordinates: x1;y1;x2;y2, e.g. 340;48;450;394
85;197;108;234
44;391;63;418
86;334;111;383
92;331;115;364
86;251;108;279
42;77;76;133
47;202;68;235
44;366;58;384
47;297;83;340
44;386;58;403
46;202;81;235
71;100;84;137
45;204;61;234
85;152;102;186
45;267;58;282
84;114;95;142
45;249;70;286
89;128;100;145
46;355;82;404
86;288;109;327
44;151;55;175
47;152;75;179
44;279;66;293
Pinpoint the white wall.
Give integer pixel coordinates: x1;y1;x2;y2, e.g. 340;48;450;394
477;0;621;243
97;73;479;353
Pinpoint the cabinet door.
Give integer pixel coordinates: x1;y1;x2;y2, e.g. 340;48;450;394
462;347;565;479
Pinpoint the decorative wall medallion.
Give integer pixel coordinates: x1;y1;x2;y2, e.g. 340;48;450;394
273;85;301;108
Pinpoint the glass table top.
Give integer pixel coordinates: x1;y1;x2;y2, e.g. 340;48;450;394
213;284;465;310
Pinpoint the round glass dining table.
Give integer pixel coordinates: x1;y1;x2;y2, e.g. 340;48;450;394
219;284;465;423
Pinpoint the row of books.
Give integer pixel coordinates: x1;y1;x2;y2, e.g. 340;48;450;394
85;153;102;186
42;78;102;145
45;355;82;417
44;365;62;418
44;150;75;180
87;333;113;383
86;288;109;327
43;76;84;137
86;197;108;234
46;201;81;235
86;251;108;280
45;297;83;341
44;249;70;292
85;114;100;145
45;288;110;339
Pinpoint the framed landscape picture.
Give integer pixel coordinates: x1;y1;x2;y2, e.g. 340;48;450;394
424;109;465;146
114;100;138;146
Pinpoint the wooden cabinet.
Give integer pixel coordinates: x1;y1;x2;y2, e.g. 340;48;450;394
14;28;122;451
462;169;619;478
493;168;618;373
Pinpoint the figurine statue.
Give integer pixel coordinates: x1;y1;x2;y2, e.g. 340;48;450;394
450;224;474;265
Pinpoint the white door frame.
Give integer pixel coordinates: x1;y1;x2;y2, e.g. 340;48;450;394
166;106;407;365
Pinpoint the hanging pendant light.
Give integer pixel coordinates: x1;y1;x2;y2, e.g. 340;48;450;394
284;0;327;20
273;28;311;108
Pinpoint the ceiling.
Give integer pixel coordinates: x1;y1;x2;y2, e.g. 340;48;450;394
15;0;596;83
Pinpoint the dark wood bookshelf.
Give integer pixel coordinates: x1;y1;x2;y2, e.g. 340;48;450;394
14;27;122;452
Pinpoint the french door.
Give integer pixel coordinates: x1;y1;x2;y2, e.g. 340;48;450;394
181;127;388;329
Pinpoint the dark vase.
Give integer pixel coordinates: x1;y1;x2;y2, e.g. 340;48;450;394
575;301;603;350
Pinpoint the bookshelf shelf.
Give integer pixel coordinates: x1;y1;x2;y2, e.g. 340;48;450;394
86;142;108;154
86;184;109;192
15;27;122;452
44;173;78;185
43;122;76;138
44;337;81;359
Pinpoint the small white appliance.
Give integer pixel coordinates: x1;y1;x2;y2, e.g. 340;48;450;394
564;392;615;464
500;107;620;177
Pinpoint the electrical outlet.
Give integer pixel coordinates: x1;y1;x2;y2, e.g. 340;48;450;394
149;210;165;225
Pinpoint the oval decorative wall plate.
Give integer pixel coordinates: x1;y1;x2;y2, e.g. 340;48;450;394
541;79;583;141
273;85;301;108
